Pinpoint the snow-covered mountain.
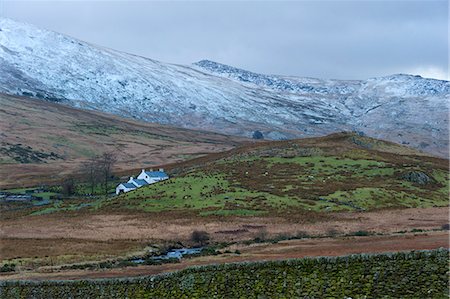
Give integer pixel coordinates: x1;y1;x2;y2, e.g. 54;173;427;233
0;18;449;157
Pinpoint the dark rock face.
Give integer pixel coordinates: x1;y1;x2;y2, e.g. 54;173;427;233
402;171;433;185
252;131;264;140
350;136;373;149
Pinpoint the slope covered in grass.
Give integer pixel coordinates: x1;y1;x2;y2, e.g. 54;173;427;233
108;133;449;215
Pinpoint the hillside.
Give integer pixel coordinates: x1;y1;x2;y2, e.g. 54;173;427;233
0;93;248;188
1;132;447;281
0;18;448;157
106;132;449;215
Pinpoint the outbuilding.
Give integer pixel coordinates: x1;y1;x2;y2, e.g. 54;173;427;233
115;183;137;195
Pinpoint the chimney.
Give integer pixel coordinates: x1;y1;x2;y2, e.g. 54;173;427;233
130;176;133;181
159;168;164;172
142;169;145;173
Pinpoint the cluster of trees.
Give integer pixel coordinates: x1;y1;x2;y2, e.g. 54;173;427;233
62;152;117;196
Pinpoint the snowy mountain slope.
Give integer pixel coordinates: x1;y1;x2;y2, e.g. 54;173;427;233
0;18;449;157
193;59;362;95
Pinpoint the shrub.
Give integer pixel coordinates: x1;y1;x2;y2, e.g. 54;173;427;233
350;230;370;236
441;223;450;230
326;229;339;237
269;234;291;244
253;229;268;243
191;230;210;245
0;263;15;273
295;231;310;239
199;246;219;256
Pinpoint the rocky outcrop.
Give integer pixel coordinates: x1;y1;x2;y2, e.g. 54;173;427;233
402;171;433;185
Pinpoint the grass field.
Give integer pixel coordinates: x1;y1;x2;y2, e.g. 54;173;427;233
6;132;447;218
104;133;448;216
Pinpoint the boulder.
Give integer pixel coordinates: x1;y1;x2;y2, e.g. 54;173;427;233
402;171;433;185
252;130;264;140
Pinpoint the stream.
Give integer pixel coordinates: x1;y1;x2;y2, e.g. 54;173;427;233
132;247;203;264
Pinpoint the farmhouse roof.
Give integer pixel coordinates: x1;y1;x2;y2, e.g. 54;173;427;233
121;183;136;188
132;179;148;186
144;171;168;178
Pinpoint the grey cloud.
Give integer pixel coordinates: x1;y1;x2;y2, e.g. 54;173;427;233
2;0;448;80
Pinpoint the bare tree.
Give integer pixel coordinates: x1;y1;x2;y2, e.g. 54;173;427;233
80;157;101;195
62;177;76;196
98;152;117;195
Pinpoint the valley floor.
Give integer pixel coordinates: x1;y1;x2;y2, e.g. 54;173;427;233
1;207;447;244
1;231;447;281
0;206;448;280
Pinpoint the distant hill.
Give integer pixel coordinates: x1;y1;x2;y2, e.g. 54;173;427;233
0;18;448;157
109;132;449;215
0;93;248;188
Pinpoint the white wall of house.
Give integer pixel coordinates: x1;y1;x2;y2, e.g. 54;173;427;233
115;184;136;195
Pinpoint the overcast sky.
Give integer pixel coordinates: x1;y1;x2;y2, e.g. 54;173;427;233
1;0;448;80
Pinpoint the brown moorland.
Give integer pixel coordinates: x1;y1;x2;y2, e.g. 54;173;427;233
0;206;448;264
1;230;447;281
0;93;249;188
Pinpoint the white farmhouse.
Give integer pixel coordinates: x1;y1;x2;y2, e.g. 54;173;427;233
115;169;169;195
137;169;169;184
115;183;137;195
